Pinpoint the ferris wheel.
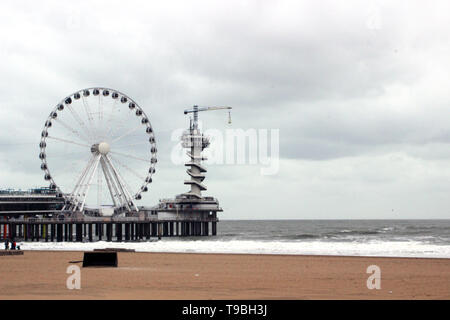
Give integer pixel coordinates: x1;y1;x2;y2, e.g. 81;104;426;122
39;88;157;214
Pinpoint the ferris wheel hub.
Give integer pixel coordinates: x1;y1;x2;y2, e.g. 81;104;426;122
90;142;111;155
98;142;110;155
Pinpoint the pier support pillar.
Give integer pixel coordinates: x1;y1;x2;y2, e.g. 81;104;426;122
69;224;73;242
63;224;67;242
212;222;217;236
136;224;141;240
76;224;82;242
33;224;38;242
149;223;154;237
106;224;112;242
57;224;63;242
10;223;15;240
169;222;174;237
98;224;102;241
136;223;140;240
129;223;133;240
51;224;55;242
116;224;122;242
88;224;93;242
162;222;167;237
125;223;130;241
44;224;48;242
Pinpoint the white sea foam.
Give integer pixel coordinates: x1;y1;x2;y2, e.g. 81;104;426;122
17;239;450;258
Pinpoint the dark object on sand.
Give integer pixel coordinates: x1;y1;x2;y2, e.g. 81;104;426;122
94;248;135;253
82;251;118;267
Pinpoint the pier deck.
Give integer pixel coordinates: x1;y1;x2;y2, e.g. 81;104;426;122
0;216;218;242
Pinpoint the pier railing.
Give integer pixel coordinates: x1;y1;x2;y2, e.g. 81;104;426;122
7;216;218;224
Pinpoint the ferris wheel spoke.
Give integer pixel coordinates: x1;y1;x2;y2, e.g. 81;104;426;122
47;136;91;149
102;99;119;139
54;118;91;144
108;157;135;197
58;154;92;193
78;155;101;212
63;154;97;209
109;154;146;182
100;157;120;208
109;108;135;142
71;156;96;196
110;150;151;163
82;96;97;139
113;141;149;149
66;104;94;142
104;155;138;211
111;126;141;144
101;156;128;209
98;95;104;122
47;152;92;159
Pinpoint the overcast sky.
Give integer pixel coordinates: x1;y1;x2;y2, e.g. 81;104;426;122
1;0;450;219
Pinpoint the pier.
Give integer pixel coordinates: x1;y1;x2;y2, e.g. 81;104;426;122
0;99;228;243
0;216;218;242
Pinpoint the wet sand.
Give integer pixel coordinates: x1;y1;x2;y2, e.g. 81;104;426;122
0;251;449;299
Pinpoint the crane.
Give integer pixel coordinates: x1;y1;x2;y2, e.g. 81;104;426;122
184;105;232;129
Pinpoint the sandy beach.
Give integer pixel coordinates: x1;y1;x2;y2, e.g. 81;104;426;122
0;251;449;300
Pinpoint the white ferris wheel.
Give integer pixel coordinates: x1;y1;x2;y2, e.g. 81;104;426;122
39;88;157;214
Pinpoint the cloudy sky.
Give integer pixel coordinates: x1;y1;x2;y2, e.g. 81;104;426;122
1;0;450;219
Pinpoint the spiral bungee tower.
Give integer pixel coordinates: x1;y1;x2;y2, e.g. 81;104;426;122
182;105;210;199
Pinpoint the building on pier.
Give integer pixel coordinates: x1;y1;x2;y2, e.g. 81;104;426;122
0;188;64;218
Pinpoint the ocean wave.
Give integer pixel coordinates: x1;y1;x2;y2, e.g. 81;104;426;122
284;234;320;240
328;230;381;236
19;239;450;258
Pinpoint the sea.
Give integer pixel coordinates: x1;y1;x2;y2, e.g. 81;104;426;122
21;220;450;258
